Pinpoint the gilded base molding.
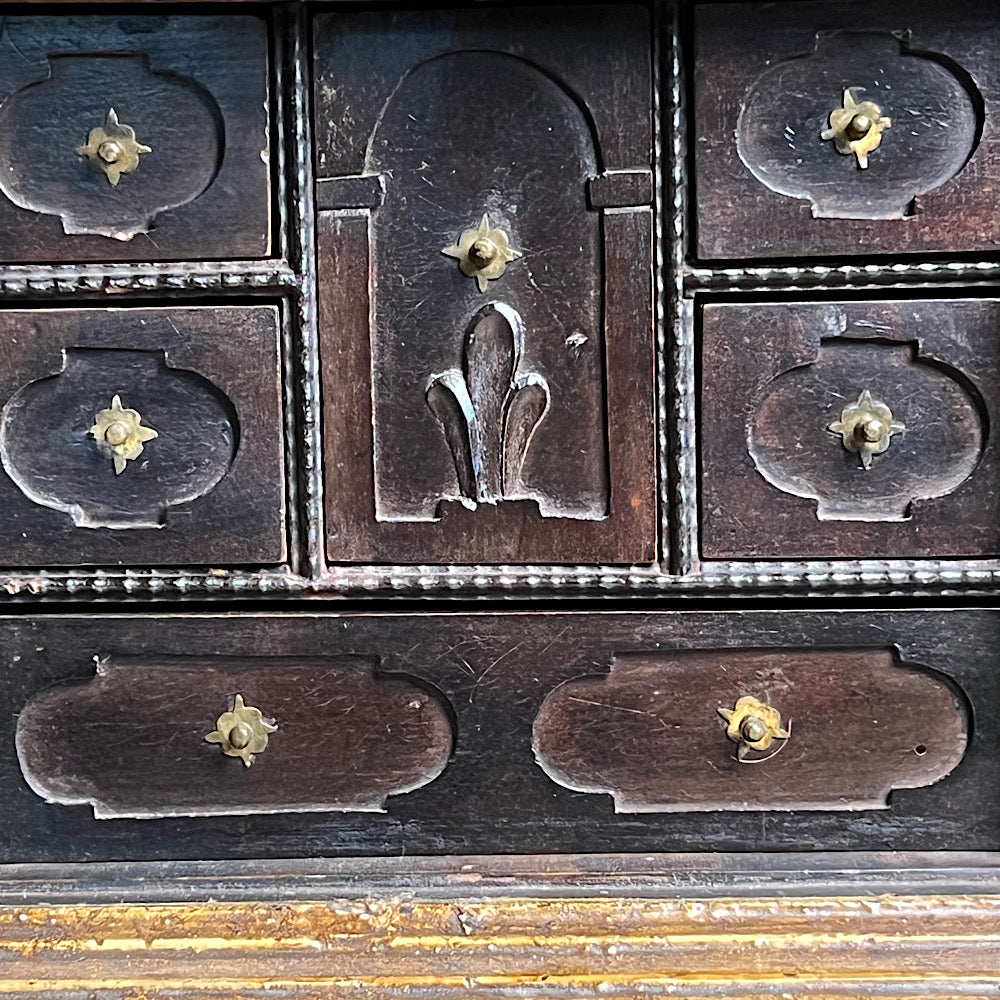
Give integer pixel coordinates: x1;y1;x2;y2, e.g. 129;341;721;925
1;855;998;998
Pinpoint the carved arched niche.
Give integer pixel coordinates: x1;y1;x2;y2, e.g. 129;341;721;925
366;51;608;522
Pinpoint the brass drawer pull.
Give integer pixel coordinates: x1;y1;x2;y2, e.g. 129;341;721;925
718;696;790;762
205;694;277;768
76;108;151;187
828;389;905;470
821;87;891;169
89;394;158;475
442;213;522;293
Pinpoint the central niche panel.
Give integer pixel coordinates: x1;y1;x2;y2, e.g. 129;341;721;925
369;50;606;524
314;6;656;566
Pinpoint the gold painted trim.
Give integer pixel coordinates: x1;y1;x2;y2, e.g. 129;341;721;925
0;895;998;997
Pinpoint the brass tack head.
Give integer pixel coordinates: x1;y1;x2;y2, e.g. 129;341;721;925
205;694;277;768
719;696;791;762
829;390;905;470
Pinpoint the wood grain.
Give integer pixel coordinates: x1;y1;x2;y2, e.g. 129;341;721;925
0;15;270;262
1;611;998;861
694;0;1000;260
315;5;656;565
534;648;968;811
17;657;453;819
0;306;285;566
700;299;1000;560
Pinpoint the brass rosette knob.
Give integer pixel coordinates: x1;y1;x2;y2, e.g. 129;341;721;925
442;213;522;292
829;390;905;470
205;694;277;768
76;108;151;186
718;696;790;762
89;394;158;475
821;88;891;169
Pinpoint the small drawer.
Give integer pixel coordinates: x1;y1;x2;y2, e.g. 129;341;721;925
699;298;1000;561
0;15;270;262
313;6;656;565
693;0;1000;260
0;305;285;567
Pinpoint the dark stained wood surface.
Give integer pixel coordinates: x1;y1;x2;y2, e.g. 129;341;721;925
17;657;453;818
315;5;656;565
1;610;998;862
0;15;271;262
700;298;1000;560
534;647;968;811
693;0;1000;260
0;306;286;566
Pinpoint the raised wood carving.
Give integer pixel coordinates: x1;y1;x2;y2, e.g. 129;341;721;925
533;648;968;812
0;54;222;240
1;348;237;529
17;656;453;819
315;7;655;564
737;32;980;220
749;339;985;521
427;303;551;513
694;0;1000;259
0;306;285;566
700;299;1000;560
0;15;270;262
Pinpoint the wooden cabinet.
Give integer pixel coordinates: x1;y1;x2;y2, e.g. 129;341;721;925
0;5;995;998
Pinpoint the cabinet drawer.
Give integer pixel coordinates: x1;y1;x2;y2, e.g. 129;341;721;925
700;298;1000;561
313;6;656;565
693;0;1000;260
0;15;270;262
3;611;996;862
0;305;285;567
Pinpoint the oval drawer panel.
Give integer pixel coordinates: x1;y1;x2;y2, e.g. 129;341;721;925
533;648;968;812
700;298;1000;561
0;306;285;567
0;15;270;262
17;657;453;819
693;0;1000;260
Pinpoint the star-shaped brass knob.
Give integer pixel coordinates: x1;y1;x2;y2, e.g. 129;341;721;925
829;389;905;470
442;213;522;293
205;694;277;768
76;108;151;186
718;696;790;762
89;395;158;475
821;88;891;169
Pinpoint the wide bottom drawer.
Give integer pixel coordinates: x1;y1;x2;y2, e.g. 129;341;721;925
3;610;996;861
